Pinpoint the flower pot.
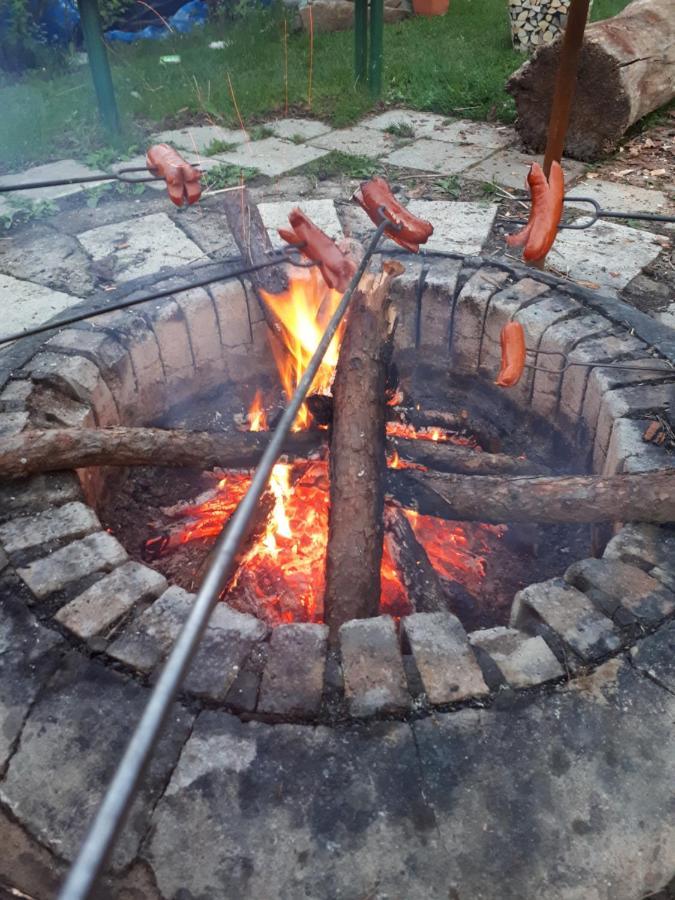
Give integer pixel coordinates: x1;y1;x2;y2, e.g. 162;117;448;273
507;0;593;53
413;0;449;17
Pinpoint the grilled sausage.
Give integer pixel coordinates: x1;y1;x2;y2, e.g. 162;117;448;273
146;144;202;207
506;161;564;263
495;322;526;387
354;176;434;252
279;208;357;292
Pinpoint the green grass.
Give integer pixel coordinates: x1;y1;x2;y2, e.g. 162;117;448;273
0;0;633;172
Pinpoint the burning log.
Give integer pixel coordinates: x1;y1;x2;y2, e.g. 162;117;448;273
387;468;675;525
383;506;447;613
388;436;550;476
324;260;404;635
507;0;675;160
0;427;322;479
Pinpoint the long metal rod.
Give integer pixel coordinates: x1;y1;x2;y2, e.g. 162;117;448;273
77;0;120;134
369;0;384;97
542;0;591;177
57;218;388;900
0;250;309;347
354;0;368;84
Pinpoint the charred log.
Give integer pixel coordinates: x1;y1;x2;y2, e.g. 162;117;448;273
386;468;675;525
222;186;288;296
383;506;447;613
0;427;323;479
324;260;404;635
389;436;551;476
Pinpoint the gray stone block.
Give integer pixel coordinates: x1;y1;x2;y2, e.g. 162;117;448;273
0;585;64;768
593;381;674;458
418;258;462;355
0;473;82;523
389;259;426;352
258;623;329;717
0;380;32;411
17;531;128;600
630;620;675;693
604;418;672;475
582;362;673;444
54;561;168;639
24;383;94;429
604;524;675;588
209;279;252;348
511;577;621;662
0;502;99;555
173;287;225;391
469;626;563;688
0;654;192;870
406;201;498;256
565;558;675;628
27;352;119;427
449;266;509;374
0;411;28;436
340;616;410;716
403;612;488;704
183;603;268;702
0;273;83;339
107;585;193;673
142;298;195;401
384;137;489;174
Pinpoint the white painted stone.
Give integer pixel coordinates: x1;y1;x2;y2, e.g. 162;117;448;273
143;299;195;398
173;288;224;389
547;220;664;292
310;125;399;159
18;532;128;599
151;125;247;154
464;148;585;191
0;273;83;336
209;280;252;348
268;118;332;141
77;212;202;283
0;159;107;203
469;627;563;688
450;267;510;375
406;200;498;255
55;561;168;638
362;109;449;138
28;352;118;427
212;137;329;177
566;178;671;217
0;502;99;554
479;278;550;378
384;138;489;174
257;198;343;249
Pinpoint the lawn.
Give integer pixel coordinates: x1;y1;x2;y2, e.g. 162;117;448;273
0;0;631;172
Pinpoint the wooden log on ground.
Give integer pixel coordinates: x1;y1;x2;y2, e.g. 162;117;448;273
324;260;404;635
388;436;551;476
383;506;447;613
507;0;675;160
0;427;323;479
386;468;675;525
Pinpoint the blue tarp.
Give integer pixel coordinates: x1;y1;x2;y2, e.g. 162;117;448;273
105;0;207;42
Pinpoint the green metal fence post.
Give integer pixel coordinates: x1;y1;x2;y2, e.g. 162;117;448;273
77;0;120;134
354;0;368;85
368;0;383;97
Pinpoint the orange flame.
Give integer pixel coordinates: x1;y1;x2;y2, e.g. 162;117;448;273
247;390;268;432
259;266;344;430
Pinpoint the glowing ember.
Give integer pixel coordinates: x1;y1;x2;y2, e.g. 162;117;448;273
385;420;478;449
247;390;268;432
259;266;344;430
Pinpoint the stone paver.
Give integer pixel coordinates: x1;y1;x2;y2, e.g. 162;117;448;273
407;200;498;255
567;178;671;216
17;531;128;599
511;577;622;663
340;616;410;716
0;473;82;522
0;582;64;767
0;501;99;555
0;273;84;336
268;118;332;141
431;119;515;150
0;654;192;870
258;198;343;249
77;211;202;283
213;137;329;177
630;620;675;693
604;524;675;584
362;109;450;138
0;159;106;203
548;220;665;292
0;224;95;297
54;561;168;639
464;148;585;191
469;627;563;688
257;623;329;717
403;612;489;704
384;137;489;174
310;125;399;159
565;558;675;628
152;124;247;154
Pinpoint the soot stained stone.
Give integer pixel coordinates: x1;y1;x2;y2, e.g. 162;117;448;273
604;524;675;588
257;623;328;717
469;626;563;688
630;620;675;693
339;616;410;717
144;711;445;900
0;473;83;523
413;658;675;900
0;654;193;869
0;581;65;769
0;501;100;555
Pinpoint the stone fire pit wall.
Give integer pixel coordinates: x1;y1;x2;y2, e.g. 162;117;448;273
0;254;673;724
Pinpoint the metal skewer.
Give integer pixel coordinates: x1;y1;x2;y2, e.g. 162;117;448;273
503;195;675;231
0;165;200;193
57;215;392;900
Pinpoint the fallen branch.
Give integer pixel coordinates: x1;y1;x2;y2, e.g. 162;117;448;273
386;468;675;524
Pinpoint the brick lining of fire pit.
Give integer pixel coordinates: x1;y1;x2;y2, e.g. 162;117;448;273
1;255;673;723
